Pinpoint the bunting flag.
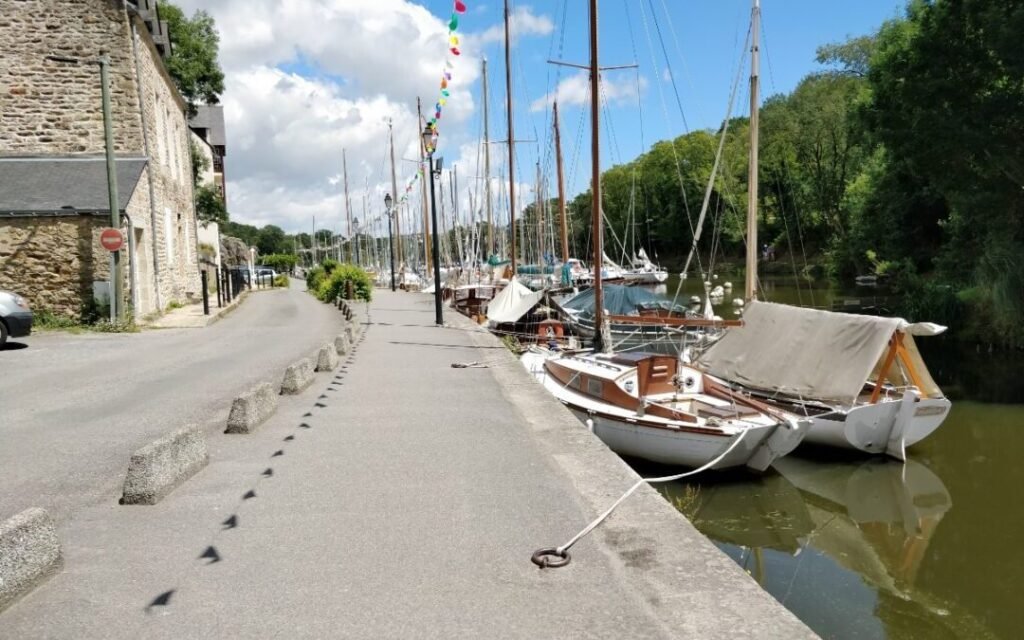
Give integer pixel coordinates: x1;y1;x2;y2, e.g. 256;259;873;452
423;0;468;156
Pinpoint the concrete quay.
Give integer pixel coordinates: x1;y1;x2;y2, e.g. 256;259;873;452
0;290;815;638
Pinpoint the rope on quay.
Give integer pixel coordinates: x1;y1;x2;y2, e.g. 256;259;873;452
531;429;748;569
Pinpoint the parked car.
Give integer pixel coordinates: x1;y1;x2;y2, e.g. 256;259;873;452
0;289;33;345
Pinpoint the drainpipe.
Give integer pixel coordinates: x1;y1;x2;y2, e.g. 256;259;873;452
122;212;139;317
127;14;163;313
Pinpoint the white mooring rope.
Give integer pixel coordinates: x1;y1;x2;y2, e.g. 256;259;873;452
534;429;748;567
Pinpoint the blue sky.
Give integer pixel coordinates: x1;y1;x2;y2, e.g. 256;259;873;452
421;0;906;200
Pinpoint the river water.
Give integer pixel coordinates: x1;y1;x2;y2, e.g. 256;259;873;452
629;272;1024;639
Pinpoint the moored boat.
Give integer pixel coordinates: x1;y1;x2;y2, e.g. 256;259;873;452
522;348;810;470
697;301;952;460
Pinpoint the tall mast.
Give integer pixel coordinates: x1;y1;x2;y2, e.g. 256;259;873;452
504;0;517;274
589;0;604;350
554;101;569;263
388;120;401;268
745;0;761;301
482;58;493;258
343;150;352;263
417;97;432;272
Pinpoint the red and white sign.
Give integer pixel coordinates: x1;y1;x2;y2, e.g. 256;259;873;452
100;228;124;252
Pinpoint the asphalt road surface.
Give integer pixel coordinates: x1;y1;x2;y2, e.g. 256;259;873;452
0;283;344;524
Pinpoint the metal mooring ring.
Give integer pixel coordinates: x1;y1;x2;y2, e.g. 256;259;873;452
531;547;571;568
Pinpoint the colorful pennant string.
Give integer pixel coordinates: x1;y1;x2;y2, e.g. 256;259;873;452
419;1;468;162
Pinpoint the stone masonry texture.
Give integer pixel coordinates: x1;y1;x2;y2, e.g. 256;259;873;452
0;0;201;318
0;507;63;613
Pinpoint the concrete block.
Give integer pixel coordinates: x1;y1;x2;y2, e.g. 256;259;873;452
225;382;279;434
335;333;350;356
0;508;63;613
316;342;339;372
281;357;315;395
121;425;209;505
345;324;358;344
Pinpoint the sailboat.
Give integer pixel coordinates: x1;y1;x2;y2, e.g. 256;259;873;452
695;0;952;460
521;0;809;471
623;248;668;285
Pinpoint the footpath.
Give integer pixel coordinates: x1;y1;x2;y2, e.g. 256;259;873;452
0;290;814;639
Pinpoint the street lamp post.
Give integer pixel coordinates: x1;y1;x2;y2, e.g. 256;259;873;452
385;194;396;291
422;126;443;326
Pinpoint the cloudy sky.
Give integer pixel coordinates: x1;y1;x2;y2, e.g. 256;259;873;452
174;0;907;238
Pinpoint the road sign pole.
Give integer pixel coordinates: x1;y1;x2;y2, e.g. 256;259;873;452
99;56;123;323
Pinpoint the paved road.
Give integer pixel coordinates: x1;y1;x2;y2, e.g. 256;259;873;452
0;282;344;524
0;291;813;638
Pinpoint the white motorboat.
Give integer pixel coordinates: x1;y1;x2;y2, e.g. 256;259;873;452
522;348;810;470
697;301;952;460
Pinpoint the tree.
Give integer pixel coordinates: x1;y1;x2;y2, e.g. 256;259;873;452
195;184;228;225
161;2;225;116
257;225;289;256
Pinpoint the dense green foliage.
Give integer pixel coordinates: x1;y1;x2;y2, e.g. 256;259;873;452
260;254;298;273
306;260;372;302
194;183;228;224
162;2;225;116
572;0;1023;343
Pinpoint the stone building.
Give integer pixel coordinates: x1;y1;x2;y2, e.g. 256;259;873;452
0;0;201;319
189;105;227;203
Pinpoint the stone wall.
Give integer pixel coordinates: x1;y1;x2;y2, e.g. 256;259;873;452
0;216;112;317
0;0;141;153
0;0;201;317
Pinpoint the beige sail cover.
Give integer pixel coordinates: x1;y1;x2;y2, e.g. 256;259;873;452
697;302;943;404
486;280;544;324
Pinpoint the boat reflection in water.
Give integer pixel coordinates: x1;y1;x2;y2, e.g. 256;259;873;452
653;455;997;639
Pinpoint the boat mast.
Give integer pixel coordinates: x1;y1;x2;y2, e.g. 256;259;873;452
535;161;543;270
504;0;517;274
343;150;352;263
417;97;432;272
388;120;401;269
554;101;569;264
589;0;604;350
745;0;761;301
482;58;493;258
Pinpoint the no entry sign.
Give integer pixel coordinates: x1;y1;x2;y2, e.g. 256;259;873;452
100;228;124;252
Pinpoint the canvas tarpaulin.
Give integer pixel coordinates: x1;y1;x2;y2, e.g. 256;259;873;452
697;301;945;404
486;280;544;324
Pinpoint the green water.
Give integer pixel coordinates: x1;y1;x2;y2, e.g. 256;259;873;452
633;271;1024;639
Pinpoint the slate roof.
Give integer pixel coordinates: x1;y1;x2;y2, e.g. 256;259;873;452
0;155;148;215
189;105;226;150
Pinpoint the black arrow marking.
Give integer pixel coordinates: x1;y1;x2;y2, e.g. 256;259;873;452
146;589;175;611
222;515;238;530
243;489;257;500
314;402;326;408
272;450;284;457
262;468;274;477
303;412;313;417
199;546;221;564
284;435;295;441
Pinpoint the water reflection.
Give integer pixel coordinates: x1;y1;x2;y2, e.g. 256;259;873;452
636;271;1021;638
648;448;999;639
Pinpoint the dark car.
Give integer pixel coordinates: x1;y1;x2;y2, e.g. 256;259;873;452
0;289;33;345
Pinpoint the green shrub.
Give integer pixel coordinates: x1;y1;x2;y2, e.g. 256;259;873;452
305;265;326;291
320;258;341;275
273;274;290;288
315;264;372;302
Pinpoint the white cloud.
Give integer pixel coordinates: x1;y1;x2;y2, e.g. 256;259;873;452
529;72;648;113
476;6;553;45
170;0;553;233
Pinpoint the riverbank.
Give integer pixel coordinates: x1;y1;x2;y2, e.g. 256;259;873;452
0;290;814;638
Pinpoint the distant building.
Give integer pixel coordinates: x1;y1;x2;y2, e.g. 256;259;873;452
0;0;201;319
189;105;228;204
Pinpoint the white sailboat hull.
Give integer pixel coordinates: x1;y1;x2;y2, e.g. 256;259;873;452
802;394;951;460
522;350;809;470
623;269;669;284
